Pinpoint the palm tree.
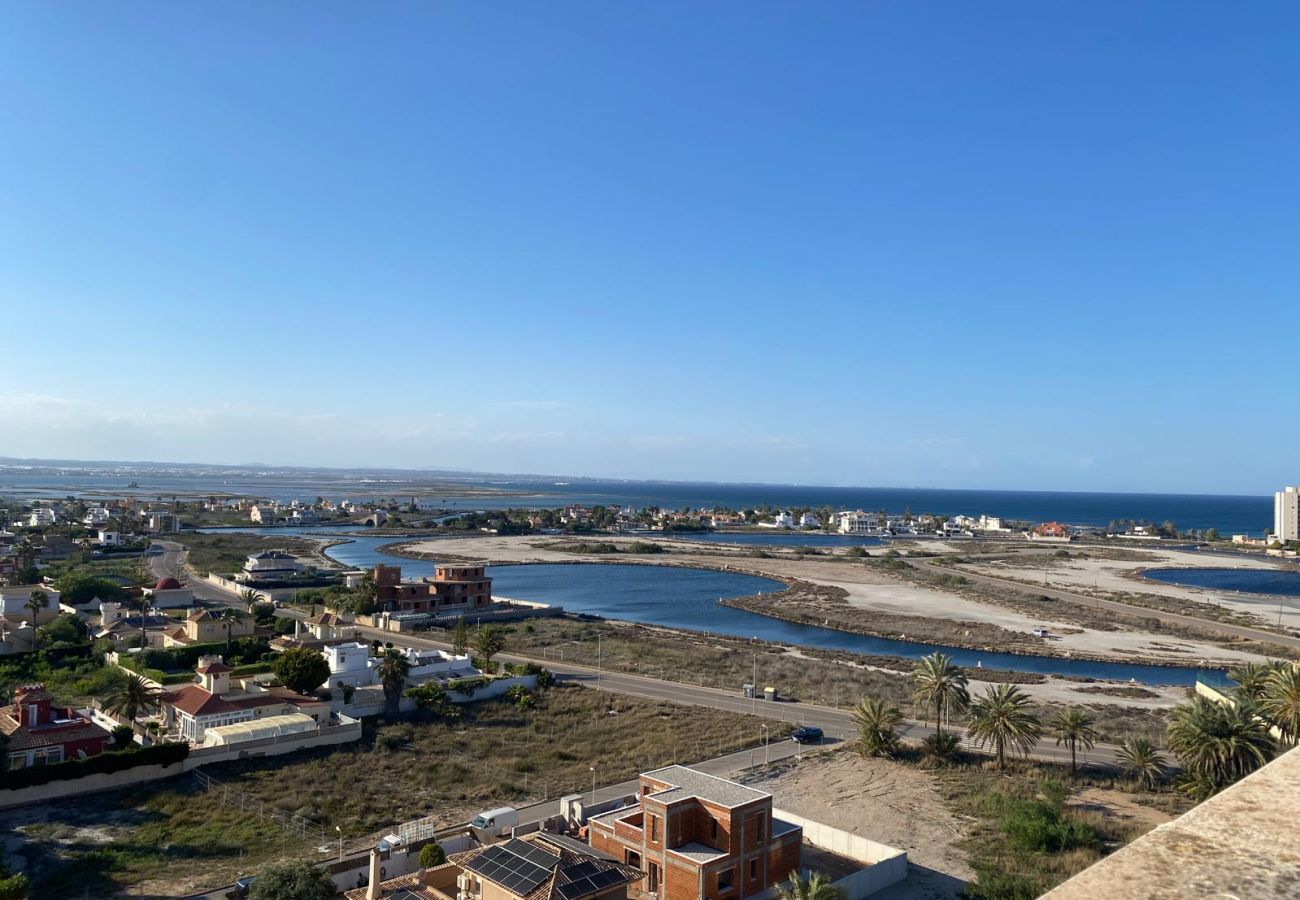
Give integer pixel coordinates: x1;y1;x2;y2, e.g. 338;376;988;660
1052;708;1098;777
218;608;246;657
102;672;162;723
966;683;1043;770
376;648;411;717
911;652;969;737
776;870;844;900
1116;736;1166;791
471;625;508;673
239;589;260;614
1167;695;1274;796
1229;662;1272;703
1260;664;1300;746
852;697;902;758
25;589;50;651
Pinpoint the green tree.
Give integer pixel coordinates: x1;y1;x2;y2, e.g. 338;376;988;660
39;611;88;648
406;681;458;719
1167;696;1274;798
273;646;330;695
471;625;507;673
1051;708;1098;777
775;870;845;900
377;648;411;717
450;617;469;656
218;607;246;656
239;588;260;613
24;589;50;650
967;684;1043;770
1229;662;1273;704
1260;664;1300;746
247;860;337;900
419;842;447;868
102;672;162;723
852;697;902;758
1116;737;1166;791
110;724;137;749
51;571;128;604
911;652;969;737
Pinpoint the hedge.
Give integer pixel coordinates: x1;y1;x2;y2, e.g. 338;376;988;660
0;742;189;790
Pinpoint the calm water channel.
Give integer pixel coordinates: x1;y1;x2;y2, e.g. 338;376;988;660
203;527;1229;686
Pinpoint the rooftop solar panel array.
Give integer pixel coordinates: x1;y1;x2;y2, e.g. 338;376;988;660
464;840;558;897
555;866;628;900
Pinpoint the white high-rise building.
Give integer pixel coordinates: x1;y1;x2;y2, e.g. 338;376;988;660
1275;486;1300;543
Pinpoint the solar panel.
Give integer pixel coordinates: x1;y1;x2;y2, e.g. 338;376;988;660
465;840;555;896
560;861;599;882
589;869;625;890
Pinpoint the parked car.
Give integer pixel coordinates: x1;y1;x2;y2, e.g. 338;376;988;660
791;726;823;744
471;806;518;838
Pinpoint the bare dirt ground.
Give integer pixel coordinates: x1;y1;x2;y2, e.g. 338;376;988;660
396;534;1270;668
741;750;973;900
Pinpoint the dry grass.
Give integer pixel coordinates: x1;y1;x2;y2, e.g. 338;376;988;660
2;684;782;899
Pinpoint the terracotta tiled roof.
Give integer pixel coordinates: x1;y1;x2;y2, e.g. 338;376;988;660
0;707;110;751
154;577;184;591
165;685;240;717
195;660;232;675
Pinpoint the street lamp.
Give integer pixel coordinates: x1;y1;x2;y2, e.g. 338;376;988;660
761;724;769;765
589;766;596;806
336;825;343;862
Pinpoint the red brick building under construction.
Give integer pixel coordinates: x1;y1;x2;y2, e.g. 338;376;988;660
372;563;492;615
587;766;802;900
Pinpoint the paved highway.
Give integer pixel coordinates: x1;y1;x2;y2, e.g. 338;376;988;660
909;558;1300;652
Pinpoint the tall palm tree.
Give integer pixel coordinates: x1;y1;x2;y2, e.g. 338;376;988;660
1167;696;1274;796
102;672;162;723
852;697;902;758
376;648;411;717
471;625;508;673
966;683;1043;770
776;870;844;900
25;589;50;651
911;652;969;737
1052;708;1098;777
1228;662;1272;704
1260;665;1300;746
239;589;260;614
1116;736;1166;791
218;608;246;657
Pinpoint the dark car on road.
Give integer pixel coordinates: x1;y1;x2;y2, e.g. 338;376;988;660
791;726;823;744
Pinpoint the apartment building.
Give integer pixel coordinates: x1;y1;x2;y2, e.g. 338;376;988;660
1276;486;1300;542
588;766;802;900
373;564;493;616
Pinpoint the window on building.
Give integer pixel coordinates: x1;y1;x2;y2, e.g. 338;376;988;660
718;868;734;893
755;813;765;842
649;815;658;842
711;817;719;843
749;859;758;880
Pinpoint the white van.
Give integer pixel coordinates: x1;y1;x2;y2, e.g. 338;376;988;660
470;807;518;838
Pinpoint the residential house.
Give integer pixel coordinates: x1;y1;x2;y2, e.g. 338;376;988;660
588;765;802;900
95;600;175;647
250;504;276;524
1033;522;1071;539
164;607;256;647
142;576;195;609
241;550;306;579
373;564;493;617
27;508;56;527
97;530;125;546
762;512;795;529
346;832;644;900
304;611;356;641
0;585;63;623
162;656;329;743
0;683;110;769
82;507;112;526
323;642;478;690
837;511;883;535
798;513;821;528
141;510;179;533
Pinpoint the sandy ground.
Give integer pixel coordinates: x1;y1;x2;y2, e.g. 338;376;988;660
958;547;1300;632
400;534;1270;668
742;750;973;900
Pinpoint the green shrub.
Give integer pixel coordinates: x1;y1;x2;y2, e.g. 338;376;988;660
0;742;188;790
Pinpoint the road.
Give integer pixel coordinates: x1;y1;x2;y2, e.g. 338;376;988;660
147;540;237;605
909;558;1300;652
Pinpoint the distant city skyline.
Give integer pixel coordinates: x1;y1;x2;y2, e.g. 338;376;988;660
4;3;1298;495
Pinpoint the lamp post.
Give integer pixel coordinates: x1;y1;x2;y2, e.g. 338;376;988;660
589;766;596;806
761;724;769;765
336;825;343;862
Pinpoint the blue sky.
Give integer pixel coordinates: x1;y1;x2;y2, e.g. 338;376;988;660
2;2;1297;493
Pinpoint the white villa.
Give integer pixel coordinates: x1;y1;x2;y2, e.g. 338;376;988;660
82;507;111;526
322;642;479;690
837;510;883;534
763;511;795;529
241;550;305;579
163;657;330;743
799;512;821;528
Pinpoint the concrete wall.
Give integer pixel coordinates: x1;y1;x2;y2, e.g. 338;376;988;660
342;674;538;718
771;808;907;899
0;719;363;810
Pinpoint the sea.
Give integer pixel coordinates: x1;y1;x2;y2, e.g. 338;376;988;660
0;470;1273;536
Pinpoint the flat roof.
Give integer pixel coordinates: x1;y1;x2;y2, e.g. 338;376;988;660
643;765;770;809
1043;745;1300;899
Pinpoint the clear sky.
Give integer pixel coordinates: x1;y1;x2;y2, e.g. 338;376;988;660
2;3;1297;494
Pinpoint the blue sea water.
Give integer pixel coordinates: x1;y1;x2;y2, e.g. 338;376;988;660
206;527;1227;686
4;471;1272;535
1142;568;1300;598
